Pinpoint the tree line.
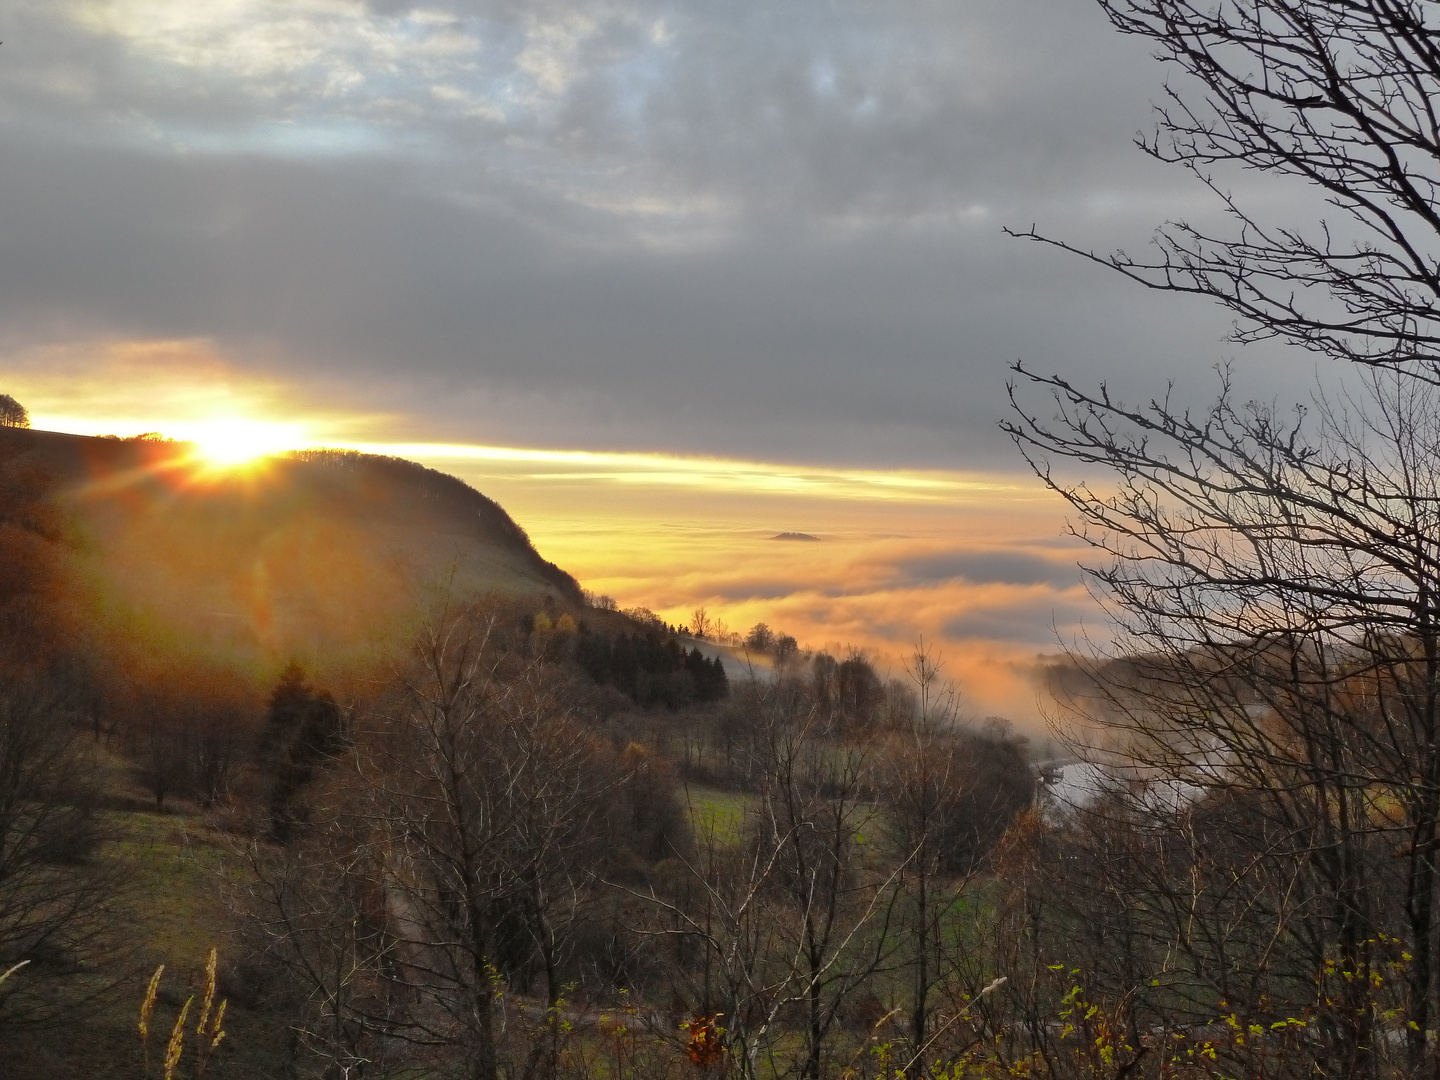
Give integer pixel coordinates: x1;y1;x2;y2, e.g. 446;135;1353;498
575;626;729;708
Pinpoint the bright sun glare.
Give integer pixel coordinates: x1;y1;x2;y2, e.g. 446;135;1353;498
189;418;306;467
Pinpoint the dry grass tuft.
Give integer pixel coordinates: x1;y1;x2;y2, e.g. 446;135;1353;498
137;947;228;1079
163;995;192;1080
194;947;227;1077
139;963;164;1074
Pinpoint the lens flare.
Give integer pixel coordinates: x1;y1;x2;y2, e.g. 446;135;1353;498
188;417;306;467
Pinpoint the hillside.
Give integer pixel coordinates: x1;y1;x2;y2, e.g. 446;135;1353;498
0;426;582;673
0;425;1057;1080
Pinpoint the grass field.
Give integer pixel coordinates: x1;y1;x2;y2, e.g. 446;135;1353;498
682;783;752;845
6;753;292;1080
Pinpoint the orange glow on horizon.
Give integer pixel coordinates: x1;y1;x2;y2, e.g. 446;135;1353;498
1;337;385;453
334;440;1033;504
1;336;1085;727
1;336;1041;504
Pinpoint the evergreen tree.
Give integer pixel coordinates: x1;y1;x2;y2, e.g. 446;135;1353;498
260;662;345;842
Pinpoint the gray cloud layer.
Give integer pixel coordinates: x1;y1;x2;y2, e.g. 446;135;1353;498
900;549;1084;590
0;0;1312;465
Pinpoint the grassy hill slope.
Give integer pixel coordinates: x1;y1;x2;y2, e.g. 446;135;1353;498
0;427;582;675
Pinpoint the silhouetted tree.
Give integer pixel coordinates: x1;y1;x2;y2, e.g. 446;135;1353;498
1013;0;1440;384
884;644;964;1078
0;452;67;668
639;686;903;1080
0;396;28;430
138;704;190;813
773;634;799;669
812;651;884;735
690;606;714;639
686;647;729;702
1002;4;1440;1069
1008;365;1440;1074
745;623;774;653
260;662;345;843
880;645;1035;1075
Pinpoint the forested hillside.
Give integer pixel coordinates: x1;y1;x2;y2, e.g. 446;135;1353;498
0;427;1046;1080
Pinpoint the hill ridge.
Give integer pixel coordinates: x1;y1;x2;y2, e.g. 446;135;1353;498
0;426;584;668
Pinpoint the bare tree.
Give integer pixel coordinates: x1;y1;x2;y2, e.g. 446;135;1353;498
744;624;773;654
0;677;128;1028
639;805;810;1079
236;601;623;1080
234;793;403;1079
758;714;898;1080
1006;365;1440;1076
879;645;1036;1077
360;602;616;1080
138;708;191;813
1011;0;1440;381
883;648;973;1079
773;635;799;671
638;683;904;1080
998;4;1440;1073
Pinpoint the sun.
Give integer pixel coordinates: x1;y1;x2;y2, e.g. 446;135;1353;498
188;417;307;468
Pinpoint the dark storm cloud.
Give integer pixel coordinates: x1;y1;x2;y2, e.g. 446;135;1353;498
0;0;1311;465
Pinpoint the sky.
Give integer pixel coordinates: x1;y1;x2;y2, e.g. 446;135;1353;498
0;0;1321;723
